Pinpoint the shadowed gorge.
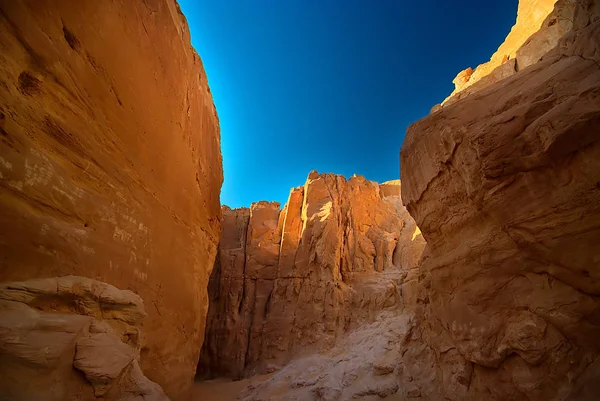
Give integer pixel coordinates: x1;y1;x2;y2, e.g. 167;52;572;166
0;0;599;400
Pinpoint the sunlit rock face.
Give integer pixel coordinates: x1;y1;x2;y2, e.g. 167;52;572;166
0;1;223;399
0;276;169;401
401;0;600;398
199;172;426;379
440;0;592;107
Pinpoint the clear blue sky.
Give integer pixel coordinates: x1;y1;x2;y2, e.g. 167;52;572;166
178;0;518;208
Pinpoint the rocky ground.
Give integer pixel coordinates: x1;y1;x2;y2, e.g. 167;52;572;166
194;312;421;401
193;375;274;401
199;175;425;380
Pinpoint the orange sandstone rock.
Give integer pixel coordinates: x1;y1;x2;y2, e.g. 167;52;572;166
0;276;169;401
0;1;222;399
199;173;425;379
401;1;600;398
443;0;584;106
200;1;600;400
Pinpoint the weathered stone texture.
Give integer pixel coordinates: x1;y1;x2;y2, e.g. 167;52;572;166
199;173;425;379
0;276;169;401
199;1;600;400
442;0;590;106
401;1;600;398
0;1;223;399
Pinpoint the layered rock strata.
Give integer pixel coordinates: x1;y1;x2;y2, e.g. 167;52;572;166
199;173;426;379
401;0;600;399
0;276;169;401
0;1;222;399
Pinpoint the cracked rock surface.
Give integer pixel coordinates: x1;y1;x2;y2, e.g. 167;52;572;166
198;1;600;400
198;174;425;379
400;0;600;399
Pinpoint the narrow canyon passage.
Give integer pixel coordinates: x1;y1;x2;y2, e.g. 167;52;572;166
194;175;425;387
191;0;600;399
1;0;599;400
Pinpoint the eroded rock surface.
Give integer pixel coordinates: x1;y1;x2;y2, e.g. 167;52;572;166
199;173;426;379
401;0;600;399
0;1;222;399
441;0;588;106
0;276;169;401
240;313;414;401
229;1;600;400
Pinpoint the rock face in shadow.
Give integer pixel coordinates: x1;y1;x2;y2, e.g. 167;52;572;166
0;1;222;399
401;0;600;399
199;173;426;379
0;276;169;401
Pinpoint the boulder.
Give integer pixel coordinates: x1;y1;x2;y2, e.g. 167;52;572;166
0;276;169;401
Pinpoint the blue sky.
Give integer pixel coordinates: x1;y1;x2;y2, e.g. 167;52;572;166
178;0;518;208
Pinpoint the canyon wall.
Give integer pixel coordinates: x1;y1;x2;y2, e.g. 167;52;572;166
199;172;426;379
441;0;591;107
401;0;600;399
0;1;223;399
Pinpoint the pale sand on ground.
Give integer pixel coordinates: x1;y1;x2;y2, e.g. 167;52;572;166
193;374;273;401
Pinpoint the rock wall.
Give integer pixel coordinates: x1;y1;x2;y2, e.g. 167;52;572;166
199;172;426;379
0;1;223;399
441;0;591;107
401;0;600;399
0;276;169;401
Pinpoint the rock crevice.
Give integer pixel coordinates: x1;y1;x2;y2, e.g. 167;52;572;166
230;1;600;400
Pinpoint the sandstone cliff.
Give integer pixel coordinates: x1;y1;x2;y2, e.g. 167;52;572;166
199;173;426;379
0;1;222;399
441;0;592;106
401;0;600;399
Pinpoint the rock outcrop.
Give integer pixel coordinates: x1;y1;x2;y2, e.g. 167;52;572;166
0;1;222;399
401;0;600;399
0;276;169;401
441;0;590;106
199;173;426;379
